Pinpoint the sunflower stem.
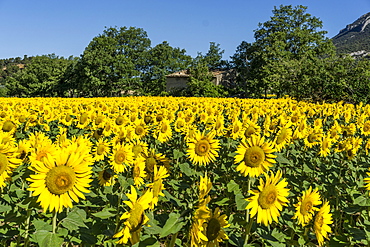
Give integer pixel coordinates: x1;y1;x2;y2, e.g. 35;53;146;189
244;177;254;246
243;216;254;246
168;231;179;247
52;211;58;234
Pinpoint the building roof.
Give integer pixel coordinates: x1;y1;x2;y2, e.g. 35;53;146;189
166;69;226;78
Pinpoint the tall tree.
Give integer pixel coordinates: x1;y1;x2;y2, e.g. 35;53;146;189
75;26;151;96
5;54;71;97
204;42;225;70
142;41;192;95
247;5;336;98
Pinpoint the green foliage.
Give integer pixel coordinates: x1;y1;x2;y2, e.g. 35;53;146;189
70;26;151;97
141;41;192;95
234;5;336;98
5;54;73;97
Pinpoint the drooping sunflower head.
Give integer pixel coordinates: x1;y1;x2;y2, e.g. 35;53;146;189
203;208;230;245
235;135;277;178
314;201;333;246
131;139;148;159
97;169;115;186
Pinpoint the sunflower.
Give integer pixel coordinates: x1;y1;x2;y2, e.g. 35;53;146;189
328;120;342;141
198;173;212;207
0;145;22;189
114;186;153;245
132;157;146;187
27;146;93;213
274;123;293;152
187;130;220;166
314;201;333;246
293;118;308;140
361;120;370;136
201;208;230;246
148;165;169;209
131;119;148;140
304;128;323;148
92;138;111;162
318;136;332;157
234;135;276;178
28;142;59;168
364;168;370;192
16;139;31;162
174;117;187;133
131;139;148;159
143;149;170;178
213;114;226;137
228;119;243;140
155;119;172;143
242;120;261;139
341;123;356;137
263;115;279;137
246;170;290;226
292;187;322;226
97;169;115;186
110;143;134;173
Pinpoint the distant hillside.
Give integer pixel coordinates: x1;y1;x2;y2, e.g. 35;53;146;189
332;12;370;56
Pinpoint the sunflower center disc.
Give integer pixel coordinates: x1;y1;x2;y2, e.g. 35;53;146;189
244;146;265;168
195;139;210;156
115;151;126;164
276;129;288;144
46;166;76;195
133;165;141;177
307;133;317;143
132;145;143;157
95;116;103;125
80;113;88;125
153;179;162;197
2;120;14;132
364;124;370;132
0;153;9;175
145;157;157;173
244;126;256;138
315;215;324;228
135;126;144;135
206;217;221;241
300;200;313;215
160;123;168;133
36;151;48;162
258;184;277;209
97;145;105;155
129;203;144;232
102;170;112;181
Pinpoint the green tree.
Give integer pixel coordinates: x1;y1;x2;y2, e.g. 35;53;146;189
247;5;336;98
5;54;71;97
142;41;192;95
204;42;225;70
230;41;254;95
74;26;151;97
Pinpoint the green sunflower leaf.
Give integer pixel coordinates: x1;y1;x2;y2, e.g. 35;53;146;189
40;232;64;247
159;212;186;238
61;208;88;231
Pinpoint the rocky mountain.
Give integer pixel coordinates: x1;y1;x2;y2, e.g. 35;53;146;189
332;12;370;57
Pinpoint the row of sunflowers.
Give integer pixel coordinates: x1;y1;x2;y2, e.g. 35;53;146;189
1;97;370;246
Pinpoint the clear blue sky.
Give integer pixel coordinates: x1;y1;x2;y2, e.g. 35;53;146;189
0;0;369;60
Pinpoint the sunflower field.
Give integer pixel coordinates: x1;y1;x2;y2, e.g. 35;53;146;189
1;96;370;247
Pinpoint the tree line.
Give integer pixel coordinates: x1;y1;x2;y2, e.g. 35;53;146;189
1;5;370;103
